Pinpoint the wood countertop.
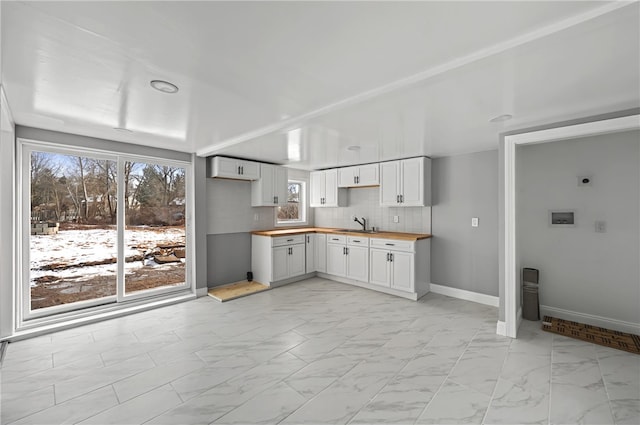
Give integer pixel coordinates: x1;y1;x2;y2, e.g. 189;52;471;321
251;227;431;241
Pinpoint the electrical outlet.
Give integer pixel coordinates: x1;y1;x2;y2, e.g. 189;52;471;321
393;215;399;223
471;217;479;227
595;220;606;233
253;213;259;221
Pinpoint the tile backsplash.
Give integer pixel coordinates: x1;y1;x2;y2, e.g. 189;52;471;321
314;187;431;233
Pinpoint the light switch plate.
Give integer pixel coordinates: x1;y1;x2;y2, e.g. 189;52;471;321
595;220;606;233
393;215;399;223
472;217;479;227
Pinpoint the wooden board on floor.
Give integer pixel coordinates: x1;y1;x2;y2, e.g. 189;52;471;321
207;280;269;302
542;316;640;355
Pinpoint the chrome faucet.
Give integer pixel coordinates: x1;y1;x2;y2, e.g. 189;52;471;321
354;216;367;231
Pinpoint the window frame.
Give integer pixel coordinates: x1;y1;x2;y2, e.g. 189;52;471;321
275;179;308;227
16;138;195;329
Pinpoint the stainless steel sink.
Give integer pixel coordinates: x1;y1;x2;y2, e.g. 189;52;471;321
335;229;379;234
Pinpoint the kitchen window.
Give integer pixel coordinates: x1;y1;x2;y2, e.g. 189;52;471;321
276;180;307;226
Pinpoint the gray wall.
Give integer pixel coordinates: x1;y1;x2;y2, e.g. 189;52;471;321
517;130;639;326
314;187;431;234
431;150;499;296
207;233;252;286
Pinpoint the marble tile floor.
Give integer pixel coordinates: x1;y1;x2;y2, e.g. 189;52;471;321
0;277;638;425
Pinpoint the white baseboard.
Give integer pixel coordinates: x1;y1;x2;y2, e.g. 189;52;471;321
429;284;499;307
196;287;208;297
496;320;506;336
541;305;640;335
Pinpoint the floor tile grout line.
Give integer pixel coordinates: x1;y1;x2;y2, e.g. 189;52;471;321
479;336;513;425
594;345;618;424
411;328;481;425
344;337;433;425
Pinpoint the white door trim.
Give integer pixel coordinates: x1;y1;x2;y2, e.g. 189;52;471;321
501;114;640;338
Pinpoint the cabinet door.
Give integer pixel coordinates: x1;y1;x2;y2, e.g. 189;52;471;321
289;244;306;278
315;234;327;273
326;243;346;277
380;161;400;206
274;166;288;205
369;249;390;287
255;164;275;206
323;169;339;206
399;157;424;206
338;167;357;187
346;245;368;282
358;164;379;186
215;157;240;178
305;234;315;274
391;251;414;292
272;246;290;281
239;160;260;180
309;171;325;207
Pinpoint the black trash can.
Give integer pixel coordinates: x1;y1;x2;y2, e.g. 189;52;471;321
522;268;540;321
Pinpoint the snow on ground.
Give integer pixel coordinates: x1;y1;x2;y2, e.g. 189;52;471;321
30;226;185;285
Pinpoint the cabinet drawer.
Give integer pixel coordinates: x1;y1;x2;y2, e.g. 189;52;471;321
369;238;414;252
326;234;346;244
272;235;305;247
347;236;369;247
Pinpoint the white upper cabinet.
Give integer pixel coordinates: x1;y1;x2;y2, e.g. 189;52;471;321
380;157;431;206
337;163;379;188
209;156;260;180
310;169;346;207
251;163;288;206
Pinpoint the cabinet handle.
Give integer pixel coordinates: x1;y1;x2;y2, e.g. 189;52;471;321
241;165;244;175
385;243;395;246
353;240;360;243
287;239;294;242
238;165;241;175
400;194;403;203
390;253;393;262
386;253;390;261
346;247;349;255
353;176;356;184
357;176;360;184
396;195;400;203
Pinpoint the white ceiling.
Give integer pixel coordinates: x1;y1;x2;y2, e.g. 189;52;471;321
2;1;639;170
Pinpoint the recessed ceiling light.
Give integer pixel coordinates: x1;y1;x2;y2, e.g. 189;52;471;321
489;114;513;123
114;127;133;133
150;79;179;94
347;145;361;151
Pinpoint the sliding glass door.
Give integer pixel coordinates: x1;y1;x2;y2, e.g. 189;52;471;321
122;161;187;298
22;142;191;320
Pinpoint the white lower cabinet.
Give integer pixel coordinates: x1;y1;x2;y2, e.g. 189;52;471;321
315;233;327;273
252;235;306;285
326;235;368;282
305;234;315;274
326;236;346;277
369;249;391;287
253;232;429;299
369;238;418;293
272;242;305;281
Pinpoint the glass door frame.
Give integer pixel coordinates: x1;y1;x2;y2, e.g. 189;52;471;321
116;154;192;303
17;138;194;326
